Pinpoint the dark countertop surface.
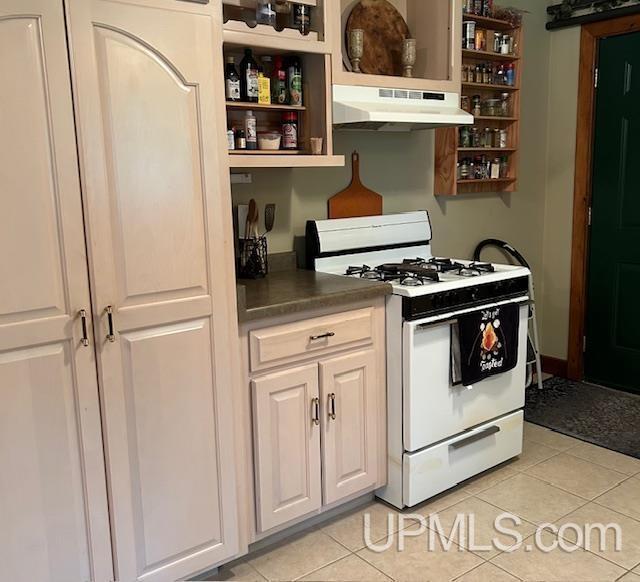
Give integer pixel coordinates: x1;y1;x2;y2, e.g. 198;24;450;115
237;270;392;323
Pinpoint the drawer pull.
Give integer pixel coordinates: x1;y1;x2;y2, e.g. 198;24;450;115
106;305;116;343
329;393;336;420
311;398;320;426
449;425;500;451
310;332;335;341
79;309;90;347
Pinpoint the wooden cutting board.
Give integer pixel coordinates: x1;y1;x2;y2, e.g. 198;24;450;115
346;0;410;76
328;151;383;219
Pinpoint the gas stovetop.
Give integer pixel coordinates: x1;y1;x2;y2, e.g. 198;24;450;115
340;256;529;299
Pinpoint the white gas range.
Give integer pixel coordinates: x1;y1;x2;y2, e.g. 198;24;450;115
307;211;531;509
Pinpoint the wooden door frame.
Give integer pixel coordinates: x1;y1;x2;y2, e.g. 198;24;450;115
567;14;640;380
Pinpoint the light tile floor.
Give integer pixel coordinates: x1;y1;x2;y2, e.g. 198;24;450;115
211;423;640;582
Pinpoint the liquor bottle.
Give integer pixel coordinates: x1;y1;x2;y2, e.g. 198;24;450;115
240;48;259;103
224;56;241;102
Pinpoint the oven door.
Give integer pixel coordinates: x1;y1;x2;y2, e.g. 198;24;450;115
403;297;528;453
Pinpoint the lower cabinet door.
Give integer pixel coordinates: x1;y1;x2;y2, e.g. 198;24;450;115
252;364;322;532
320;350;378;505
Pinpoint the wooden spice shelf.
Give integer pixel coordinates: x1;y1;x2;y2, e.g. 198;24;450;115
435;9;523;196
457;178;516;184
462;13;517;31
225;102;306;111
229;149;302;155
462;49;519;62
462;82;518;92
458;148;516;153
472;115;518;122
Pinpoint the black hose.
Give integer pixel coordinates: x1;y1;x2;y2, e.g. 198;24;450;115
473;239;531;270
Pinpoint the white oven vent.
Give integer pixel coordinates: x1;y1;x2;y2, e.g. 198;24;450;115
334;85;474;132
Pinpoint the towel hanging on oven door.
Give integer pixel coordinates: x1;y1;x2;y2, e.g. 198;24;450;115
451;302;520;386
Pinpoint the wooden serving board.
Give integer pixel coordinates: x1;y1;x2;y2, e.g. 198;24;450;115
346;0;410;76
328;151;383;219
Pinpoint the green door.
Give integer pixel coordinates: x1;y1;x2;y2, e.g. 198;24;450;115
585;32;640;394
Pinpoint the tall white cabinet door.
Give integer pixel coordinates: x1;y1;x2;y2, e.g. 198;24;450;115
0;2;112;581
65;0;241;580
320;350;378;505
252;365;322;532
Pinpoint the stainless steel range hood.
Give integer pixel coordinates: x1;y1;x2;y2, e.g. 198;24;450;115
333;85;473;131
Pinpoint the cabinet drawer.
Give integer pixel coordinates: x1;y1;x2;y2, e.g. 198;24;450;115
249;308;374;372
403;411;523;508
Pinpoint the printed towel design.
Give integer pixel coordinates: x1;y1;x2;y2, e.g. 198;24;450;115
454;303;520;386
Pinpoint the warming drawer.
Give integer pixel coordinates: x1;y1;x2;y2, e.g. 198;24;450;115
403;411;523;508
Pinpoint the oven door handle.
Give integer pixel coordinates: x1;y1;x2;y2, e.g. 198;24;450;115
449;425;501;451
416;298;532;330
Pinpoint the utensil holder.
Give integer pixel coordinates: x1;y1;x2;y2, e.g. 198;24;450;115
238;237;268;279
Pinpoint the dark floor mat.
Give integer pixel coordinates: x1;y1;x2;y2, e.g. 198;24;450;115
525;377;640;459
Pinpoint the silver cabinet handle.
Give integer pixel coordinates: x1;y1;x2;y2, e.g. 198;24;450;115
310;332;335;341
106;305;116;342
329;393;336;420
311;398;320;425
449;426;500;451
79;309;90;347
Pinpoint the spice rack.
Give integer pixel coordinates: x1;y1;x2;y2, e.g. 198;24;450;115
434;7;523;196
222;0;343;168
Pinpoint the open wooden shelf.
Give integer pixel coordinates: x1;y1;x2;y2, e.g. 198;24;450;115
229;149;302;155
462;49;519;61
472;115;518;122
435;7;523;196
458;178;516;184
228;154;344;168
462;13;517;31
226;102;306;112
462;81;518;91
458;147;516;153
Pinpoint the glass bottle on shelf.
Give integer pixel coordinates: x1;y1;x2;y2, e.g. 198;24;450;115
256;0;277;27
275;0;291;31
271;55;287;104
293;4;311;35
287;56;303;106
240;49;259;103
225;56;241;102
244;110;257;150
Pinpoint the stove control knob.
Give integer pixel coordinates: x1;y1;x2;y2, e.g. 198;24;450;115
470;287;479;301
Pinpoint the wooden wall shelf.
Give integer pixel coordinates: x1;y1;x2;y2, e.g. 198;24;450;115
228;154;344;168
226;102;306;112
435;7;523;196
462;49;519;61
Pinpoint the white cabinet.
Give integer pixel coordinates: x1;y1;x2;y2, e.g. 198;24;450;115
2;0;242;580
252;365;322;532
0;1;112;580
320;350;378;505
243;306;386;537
65;0;241;580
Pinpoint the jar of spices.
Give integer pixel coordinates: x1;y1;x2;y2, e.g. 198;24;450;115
460;158;471;180
483;127;492;148
460;126;471;148
461;95;471;113
470;127;480;147
281;111;298;150
499;128;508;148
235;128;247;150
493;128;501;148
500;93;510;117
482;98;500;116
500;157;509;178
471;95;481;116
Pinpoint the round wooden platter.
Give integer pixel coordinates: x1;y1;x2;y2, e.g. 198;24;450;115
346;0;410;77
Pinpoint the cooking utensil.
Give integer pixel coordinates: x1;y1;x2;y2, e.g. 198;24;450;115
264;203;276;235
328;151;383;219
346;0;410;76
246;198;258;239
